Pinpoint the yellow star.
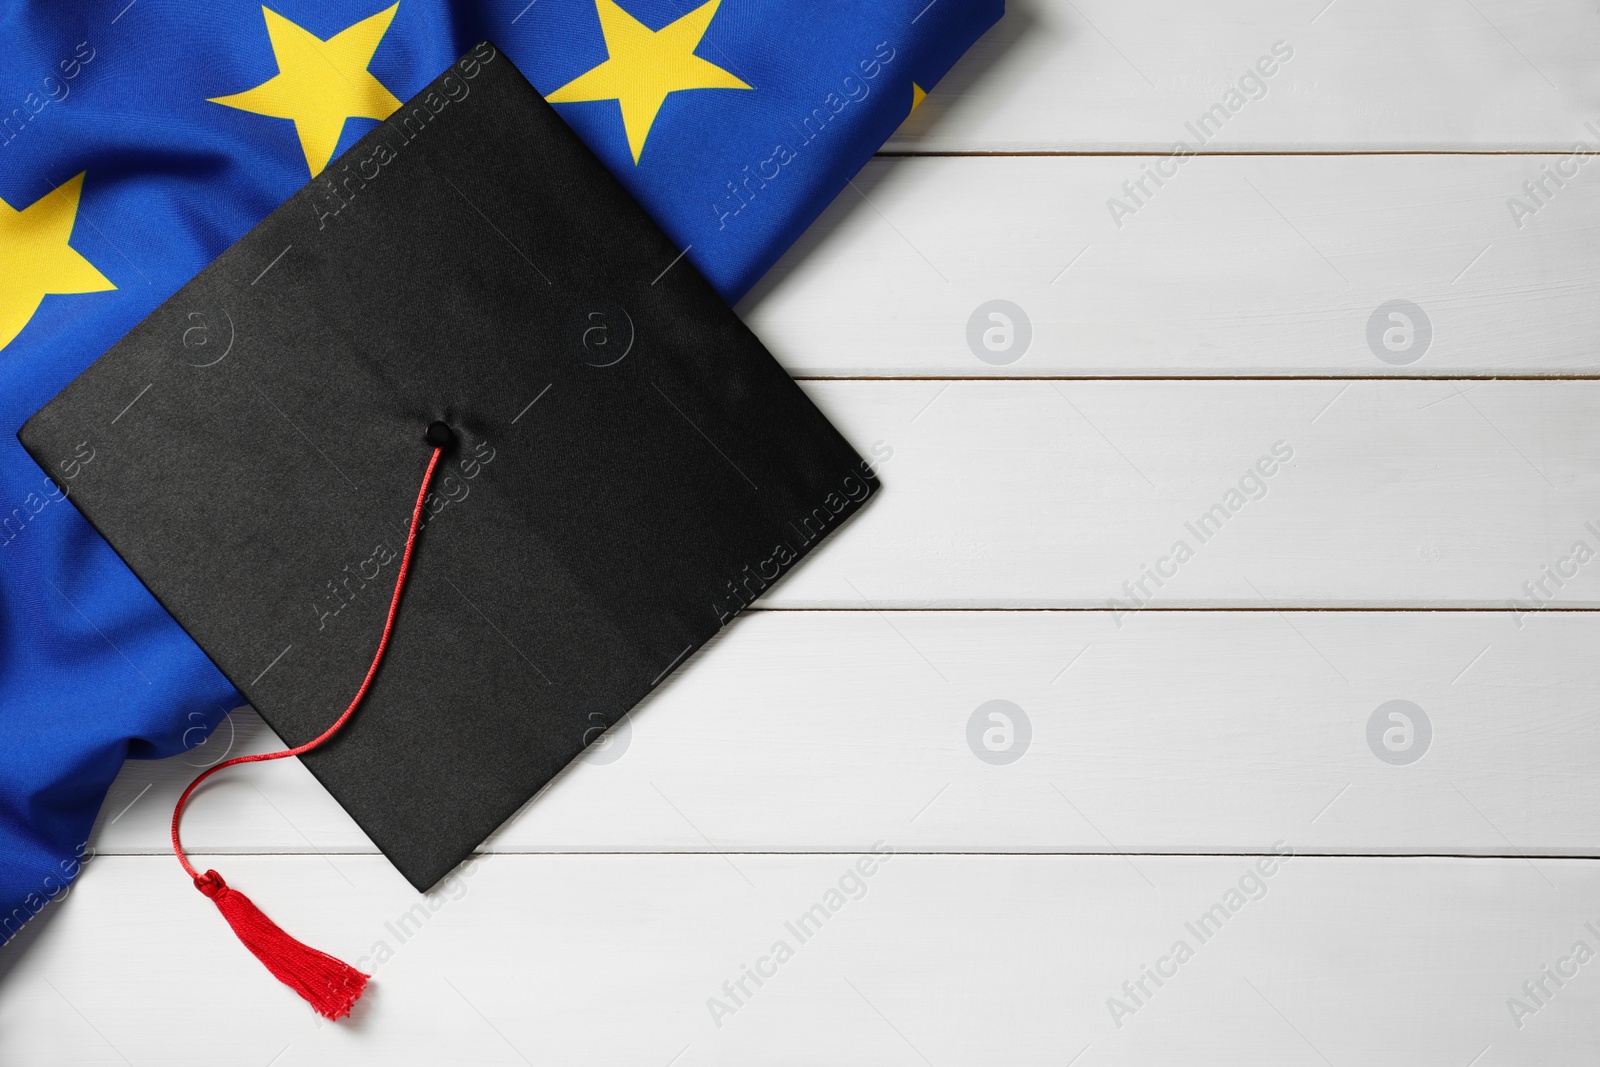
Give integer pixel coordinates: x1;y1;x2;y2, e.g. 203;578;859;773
210;5;403;177
0;174;115;352
547;0;751;164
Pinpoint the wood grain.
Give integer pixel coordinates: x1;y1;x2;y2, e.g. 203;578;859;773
3;853;1594;1065
764;379;1600;608
744;155;1600;377
889;0;1600;153
91;611;1600;857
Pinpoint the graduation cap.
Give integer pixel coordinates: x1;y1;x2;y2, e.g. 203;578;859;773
19;42;877;1018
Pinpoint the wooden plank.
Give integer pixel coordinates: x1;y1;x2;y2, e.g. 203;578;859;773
3;854;1595;1064
888;0;1600;152
91;611;1600;857
742;155;1600;376
773;380;1600;608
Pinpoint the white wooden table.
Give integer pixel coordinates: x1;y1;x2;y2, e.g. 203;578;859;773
7;2;1600;1062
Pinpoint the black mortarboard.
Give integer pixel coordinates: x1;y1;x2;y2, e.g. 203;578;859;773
21;43;876;895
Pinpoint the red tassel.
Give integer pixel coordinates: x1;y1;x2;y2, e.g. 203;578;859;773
195;869;369;1020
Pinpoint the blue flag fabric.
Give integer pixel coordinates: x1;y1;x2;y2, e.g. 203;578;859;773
0;0;1001;942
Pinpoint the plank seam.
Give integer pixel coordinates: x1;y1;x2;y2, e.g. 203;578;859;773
873;150;1600;158
744;607;1600;614
791;375;1600;382
84;851;1600;860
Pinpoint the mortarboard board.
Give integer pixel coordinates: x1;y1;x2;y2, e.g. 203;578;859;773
19;41;877;1013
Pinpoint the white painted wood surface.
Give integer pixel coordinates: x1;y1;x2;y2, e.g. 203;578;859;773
9;1;1600;1064
888;0;1600;152
86;610;1600;857
745;155;1600;377
3;855;1597;1065
780;380;1600;608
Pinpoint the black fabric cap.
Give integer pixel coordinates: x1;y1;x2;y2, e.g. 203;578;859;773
20;42;878;891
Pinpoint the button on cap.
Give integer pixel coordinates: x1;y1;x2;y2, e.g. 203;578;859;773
424;421;455;449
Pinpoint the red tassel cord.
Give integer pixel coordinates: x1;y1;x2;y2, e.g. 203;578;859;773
171;443;445;1020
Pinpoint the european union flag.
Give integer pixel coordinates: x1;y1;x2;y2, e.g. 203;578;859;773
0;0;1000;944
